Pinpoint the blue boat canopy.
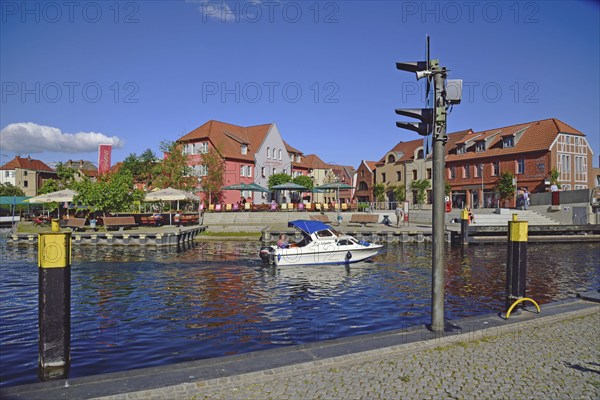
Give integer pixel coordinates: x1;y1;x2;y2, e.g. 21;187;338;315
288;219;331;234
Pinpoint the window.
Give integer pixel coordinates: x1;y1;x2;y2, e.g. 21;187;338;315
517;159;525;174
358;181;368;191
417;149;424;159
272;167;277;175
199;142;208;154
246;166;252;177
396;171;402;181
4;171;8;178
456;144;466;154
492;161;499;176
475;163;483;178
278;149;282;160
261;167;266;177
426;168;432;179
412;170;417;180
23;171;28;176
475;141;485;152
387;154;395;163
381;172;386;182
272;148;276;159
266;147;270;159
192;165;208;176
449;166;456;179
503;136;514;148
361;170;365;177
241;144;248;155
23;180;28;187
464;164;470;178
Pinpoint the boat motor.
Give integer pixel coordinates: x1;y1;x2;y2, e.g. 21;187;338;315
259;246;274;263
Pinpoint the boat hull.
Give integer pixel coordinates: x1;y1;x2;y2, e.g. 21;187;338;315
271;244;382;266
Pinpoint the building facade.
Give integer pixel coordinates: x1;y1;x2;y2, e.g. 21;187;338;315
445;118;594;208
0;156;56;196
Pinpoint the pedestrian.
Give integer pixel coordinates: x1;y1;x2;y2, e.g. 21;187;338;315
523;189;530;210
550;183;559;192
395;206;404;227
466;206;475;224
174;210;181;226
277;234;289;249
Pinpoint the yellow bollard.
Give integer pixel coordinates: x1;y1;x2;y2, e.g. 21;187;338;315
38;232;72;381
51;218;60;232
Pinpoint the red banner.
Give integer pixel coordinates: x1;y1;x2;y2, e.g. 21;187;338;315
98;144;112;175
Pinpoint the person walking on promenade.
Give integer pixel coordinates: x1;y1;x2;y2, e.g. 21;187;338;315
395;206;404;227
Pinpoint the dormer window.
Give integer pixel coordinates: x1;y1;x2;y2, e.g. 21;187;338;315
457;144;466;154
241;144;248;155
503;136;514;148
417;149;424;159
475;141;485;152
387;154;395;163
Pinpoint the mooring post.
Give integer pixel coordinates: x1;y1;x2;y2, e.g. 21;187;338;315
460;208;469;245
38;232;72;381
505;214;528;312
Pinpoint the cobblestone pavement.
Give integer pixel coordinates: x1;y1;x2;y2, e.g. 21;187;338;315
97;306;599;400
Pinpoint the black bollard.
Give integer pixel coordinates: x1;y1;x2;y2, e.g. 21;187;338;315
505;214;528;312
38;232;72;381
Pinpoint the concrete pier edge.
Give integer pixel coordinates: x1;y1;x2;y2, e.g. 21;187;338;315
1;298;598;400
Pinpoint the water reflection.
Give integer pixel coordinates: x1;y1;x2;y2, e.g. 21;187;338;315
0;239;598;387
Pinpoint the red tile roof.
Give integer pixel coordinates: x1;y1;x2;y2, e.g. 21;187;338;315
446;118;585;162
303;154;330;169
377;130;470;166
0;156;53;171
365;161;378;171
177;120;272;161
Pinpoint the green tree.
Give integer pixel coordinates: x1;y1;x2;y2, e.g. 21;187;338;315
410;179;431;209
496;171;516;207
55;162;77;188
154;141;194;190
388;184;406;203
74;170;140;215
374;183;386;205
445;181;452;196
121;148;158;188
199;147;225;204
38;179;60;195
0;183;25;196
549;167;560;186
293;175;313;190
268;173;292;188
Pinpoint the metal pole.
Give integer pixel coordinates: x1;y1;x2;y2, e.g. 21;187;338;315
431;69;447;332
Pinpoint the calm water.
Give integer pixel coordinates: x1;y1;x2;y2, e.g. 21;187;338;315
1;238;598;387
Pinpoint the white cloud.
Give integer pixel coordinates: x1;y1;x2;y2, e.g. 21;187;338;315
187;0;238;23
0;122;125;154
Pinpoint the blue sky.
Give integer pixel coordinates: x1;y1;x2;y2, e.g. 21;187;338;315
1;0;599;169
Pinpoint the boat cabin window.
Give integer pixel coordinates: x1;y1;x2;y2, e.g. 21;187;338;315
337;239;351;246
316;229;334;238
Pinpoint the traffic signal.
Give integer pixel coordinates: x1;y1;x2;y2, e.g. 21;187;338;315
395;108;433;136
395;36;435;137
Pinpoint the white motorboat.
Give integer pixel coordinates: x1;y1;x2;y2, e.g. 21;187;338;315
259;220;383;266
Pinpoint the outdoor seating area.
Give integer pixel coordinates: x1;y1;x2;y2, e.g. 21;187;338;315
202;202;358;212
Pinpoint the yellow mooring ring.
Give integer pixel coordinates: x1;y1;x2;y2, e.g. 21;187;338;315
505;297;541;319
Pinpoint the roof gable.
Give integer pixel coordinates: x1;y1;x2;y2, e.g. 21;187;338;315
0;156;54;172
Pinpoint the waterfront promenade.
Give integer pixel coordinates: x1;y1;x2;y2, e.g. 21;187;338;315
3;299;598;399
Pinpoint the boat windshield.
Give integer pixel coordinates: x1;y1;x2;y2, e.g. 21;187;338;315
316;228;339;238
